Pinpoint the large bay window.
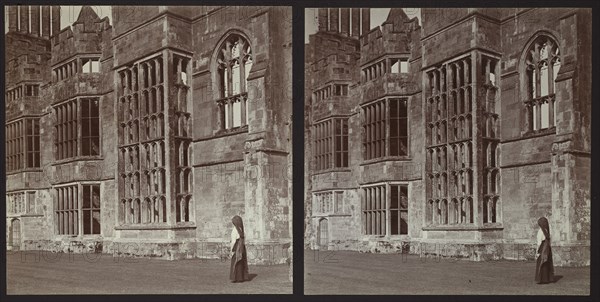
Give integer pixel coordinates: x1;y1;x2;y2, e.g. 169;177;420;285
54;97;100;160
362;98;408;160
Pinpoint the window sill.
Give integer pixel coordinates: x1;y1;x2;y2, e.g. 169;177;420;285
360;156;412;166
212;125;249;138
20;213;44;218
312;213;351;218
54;234;103;239
312;167;352;176
52;156;104;165
521;127;556;139
115;224;196;231
6;168;44;175
362;235;410;240
423;224;504;231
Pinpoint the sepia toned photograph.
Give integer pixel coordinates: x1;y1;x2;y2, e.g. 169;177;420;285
5;5;292;294
304;7;591;295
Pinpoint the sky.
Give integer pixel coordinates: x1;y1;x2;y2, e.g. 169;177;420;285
305;8;421;43
5;6;112;33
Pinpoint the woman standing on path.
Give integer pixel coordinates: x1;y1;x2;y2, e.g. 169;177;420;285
535;217;554;284
230;215;250;283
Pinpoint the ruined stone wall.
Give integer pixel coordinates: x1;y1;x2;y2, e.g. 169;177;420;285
6;5;291;264
497;8;590;265
305;25;361;249
305;8;590;266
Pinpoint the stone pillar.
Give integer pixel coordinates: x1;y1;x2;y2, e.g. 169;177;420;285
550;141;590;266
41;6;51;38
329;8;339;32
361;8;370;35
30;6;40;36
317;8;328;32
241;61;291;265
159;50;173;226
351;8;360;37
471;51;482;228
8;6;18;32
20;6;29;33
244;147;291;265
340;8;350;36
51;6;61;36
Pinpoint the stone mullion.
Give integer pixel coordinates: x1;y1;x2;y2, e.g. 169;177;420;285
433;70;438;94
535;63;541;99
241;94;247;126
549;95;555;128
240;47;247;125
386;183;391;236
535;101;542;130
239;45;247;93
329;120;334;169
161;50;173;226
440;65;446;92
385;99;390;157
217;102;224;131
547;56;555;127
463;59;470;85
155;58;162;86
77;98;82;157
484;58;491;86
227;99;234;130
470;51;481;226
226;42;233;97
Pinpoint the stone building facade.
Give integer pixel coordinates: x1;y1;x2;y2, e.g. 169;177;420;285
5;5;292;265
305;8;591;266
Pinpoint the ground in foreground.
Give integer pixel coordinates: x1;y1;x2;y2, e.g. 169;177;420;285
305;249;589;295
7;250;291;294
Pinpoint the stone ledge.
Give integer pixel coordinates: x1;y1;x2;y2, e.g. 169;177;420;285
311;168;352;176
19;214;45;217
19;239;292;265
311;213;352;218
423;225;504;231
360;156;413;166
319;239;589;267
115;224;196;230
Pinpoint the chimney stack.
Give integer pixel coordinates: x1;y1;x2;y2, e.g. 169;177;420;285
8;6;18;32
41;6;51;38
317;8;328;32
51;6;61;36
351;8;360;37
30;6;40;36
340;8;350;36
20;6;30;33
329;8;339;32
361;8;370;36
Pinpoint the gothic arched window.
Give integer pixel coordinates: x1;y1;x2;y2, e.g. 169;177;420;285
216;34;253;130
525;36;561;131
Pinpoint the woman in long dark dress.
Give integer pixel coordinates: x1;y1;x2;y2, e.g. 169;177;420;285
230;215;249;282
535;217;554;284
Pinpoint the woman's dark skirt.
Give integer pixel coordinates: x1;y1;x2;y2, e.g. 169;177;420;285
535;241;554;284
230;240;249;282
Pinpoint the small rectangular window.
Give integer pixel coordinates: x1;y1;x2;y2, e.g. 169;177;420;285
27;191;36;213
334;191;344;213
82;60;91;73
362;185;386;235
400;61;409;73
91;60;100;73
391;60;399;73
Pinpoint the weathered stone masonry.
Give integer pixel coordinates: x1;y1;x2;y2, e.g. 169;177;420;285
305;8;590;266
5;6;292;265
